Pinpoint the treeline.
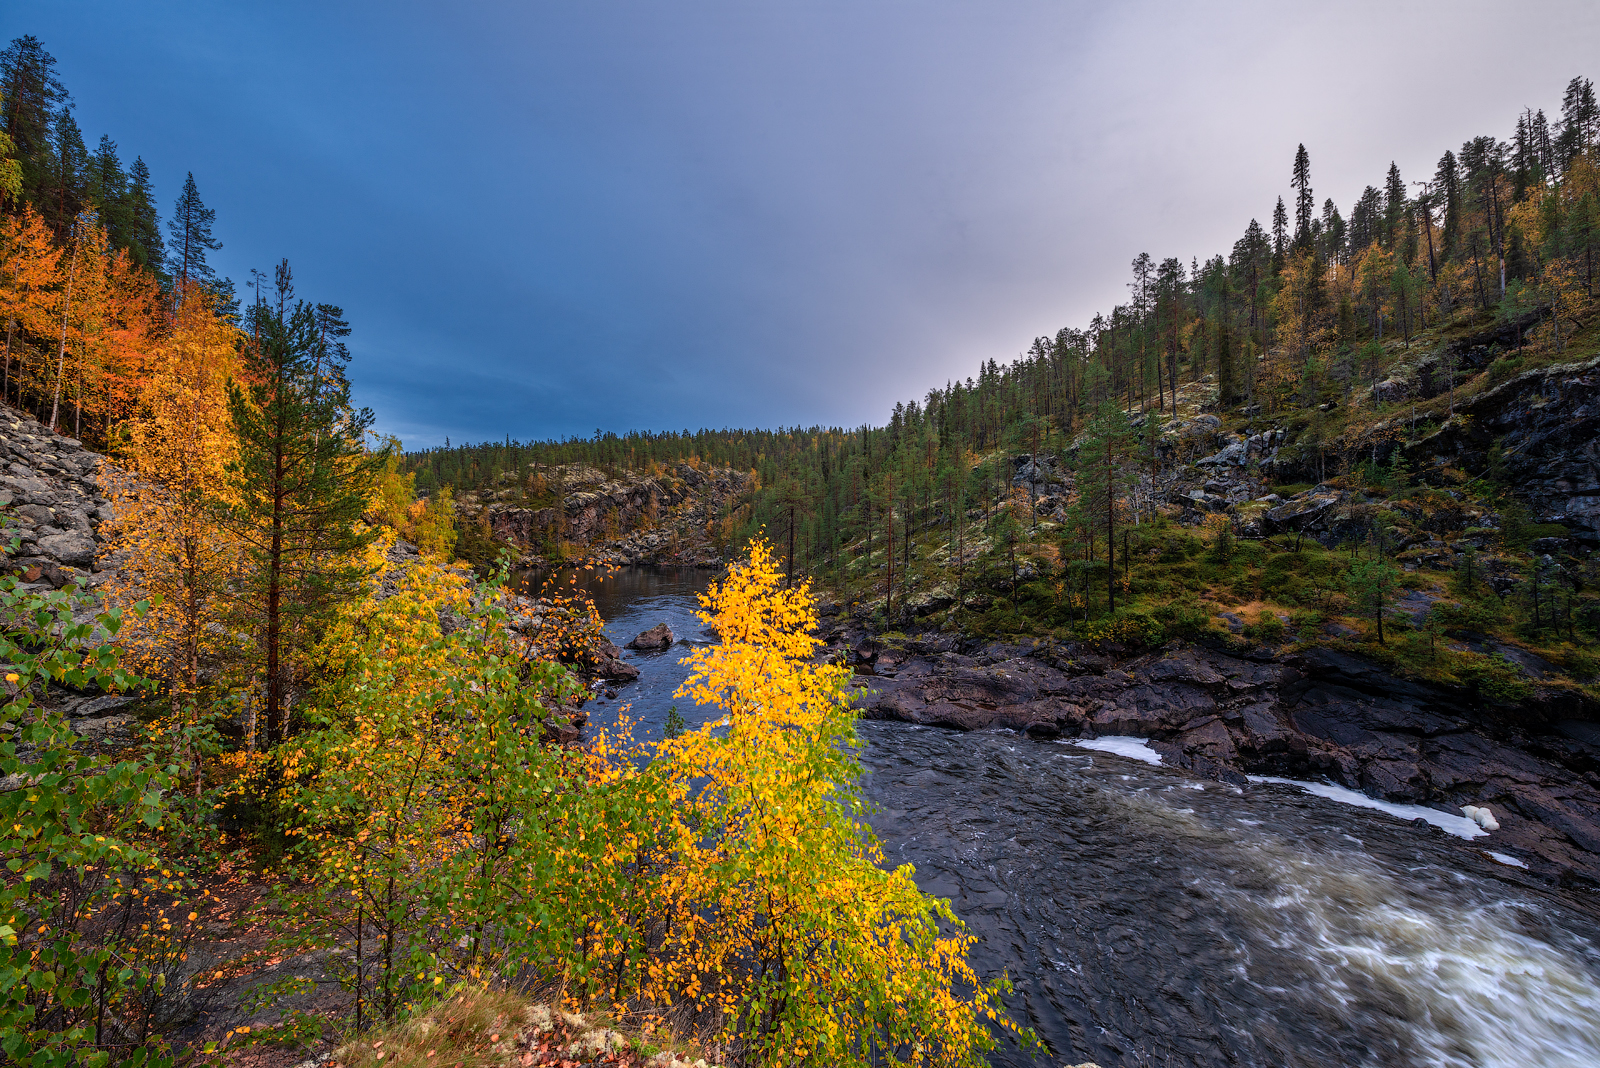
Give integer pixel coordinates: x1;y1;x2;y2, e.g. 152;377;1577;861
411;74;1600;576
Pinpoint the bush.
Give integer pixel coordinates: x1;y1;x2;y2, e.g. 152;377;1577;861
1243;614;1286;643
1076;610;1164;648
0;577;193;1067
1152;601;1211;638
286;540;1026;1065
1485;355;1524;386
1452;651;1533;704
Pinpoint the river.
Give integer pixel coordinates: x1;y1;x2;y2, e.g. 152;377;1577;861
547;567;1600;1068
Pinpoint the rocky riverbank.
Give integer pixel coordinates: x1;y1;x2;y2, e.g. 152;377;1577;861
822;612;1600;887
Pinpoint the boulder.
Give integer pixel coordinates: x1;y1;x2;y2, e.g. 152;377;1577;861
595;654;641;681
35;530;96;567
1262;492;1340;534
626;623;675;650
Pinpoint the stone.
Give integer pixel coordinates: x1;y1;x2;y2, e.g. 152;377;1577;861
72;694;137;718
627;622;675;650
35;531;96;567
596;655;640;681
1262;492;1340;534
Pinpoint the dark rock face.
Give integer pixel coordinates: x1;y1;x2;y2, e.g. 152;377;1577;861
469;461;750;569
842;632;1600;885
626;623;675;650
1407;354;1600;542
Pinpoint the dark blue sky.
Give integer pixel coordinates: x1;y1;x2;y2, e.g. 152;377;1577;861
17;1;1598;447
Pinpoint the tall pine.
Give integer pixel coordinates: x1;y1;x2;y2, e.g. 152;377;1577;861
166;171;222;290
221;270;387;743
0;36;66;212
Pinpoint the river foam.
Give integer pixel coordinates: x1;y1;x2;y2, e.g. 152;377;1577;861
1072;735;1165;765
1247;774;1489;839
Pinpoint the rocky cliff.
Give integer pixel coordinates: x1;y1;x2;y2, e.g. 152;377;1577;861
455;461;750;569
1406;354;1600;543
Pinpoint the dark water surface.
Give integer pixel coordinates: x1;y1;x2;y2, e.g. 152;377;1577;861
567;568;1600;1068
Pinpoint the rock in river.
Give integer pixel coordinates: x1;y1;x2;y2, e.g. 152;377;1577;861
626;622;675;650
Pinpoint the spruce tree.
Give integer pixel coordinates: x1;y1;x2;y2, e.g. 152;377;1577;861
126;156;163;270
87;134;133;252
1291;144;1313;248
221;274;387;743
1382;162;1406;248
1271;196;1288;266
46;105;87;238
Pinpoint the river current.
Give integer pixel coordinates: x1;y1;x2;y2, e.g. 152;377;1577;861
550;567;1600;1068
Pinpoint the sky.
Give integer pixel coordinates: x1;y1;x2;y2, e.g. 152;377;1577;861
14;1;1600;447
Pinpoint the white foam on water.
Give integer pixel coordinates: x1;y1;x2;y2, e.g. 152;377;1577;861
1073;735;1165;765
1211;842;1600;1068
1486;851;1529;869
1247;775;1488;839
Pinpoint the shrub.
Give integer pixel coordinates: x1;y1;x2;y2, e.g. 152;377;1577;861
1243;614;1286;643
0;577;191;1067
1452;652;1533;704
1485;355;1524;386
286;540;1025;1065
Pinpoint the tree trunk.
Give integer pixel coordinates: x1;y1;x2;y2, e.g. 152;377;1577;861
265;388;288;742
50;231;79;430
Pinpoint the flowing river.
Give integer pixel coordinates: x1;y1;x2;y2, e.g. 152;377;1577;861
554;567;1600;1068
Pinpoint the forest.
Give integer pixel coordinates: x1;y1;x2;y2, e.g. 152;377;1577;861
3;25;1600;1068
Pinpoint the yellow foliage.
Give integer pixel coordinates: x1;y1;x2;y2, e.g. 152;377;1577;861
284;539;1022;1064
651;539;1024;1064
102;290;244;696
369;438;457;559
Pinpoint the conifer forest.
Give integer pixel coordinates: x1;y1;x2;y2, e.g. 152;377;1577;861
3;22;1600;1068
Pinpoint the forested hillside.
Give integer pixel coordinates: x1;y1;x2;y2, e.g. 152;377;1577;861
413;74;1600;586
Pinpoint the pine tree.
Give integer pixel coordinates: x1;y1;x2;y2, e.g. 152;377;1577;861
221;273;387;742
1291;144;1313;248
1557;76;1598;169
1271;196;1288;266
0;36;66;211
1435;150;1461;262
166;171;222;290
1214;315;1235;407
1231;218;1270;336
1382;162;1406;249
126;156;163;270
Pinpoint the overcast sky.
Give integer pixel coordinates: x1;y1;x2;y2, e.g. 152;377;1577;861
17;1;1599;446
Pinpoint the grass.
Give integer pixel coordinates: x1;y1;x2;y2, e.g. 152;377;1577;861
328;990;723;1068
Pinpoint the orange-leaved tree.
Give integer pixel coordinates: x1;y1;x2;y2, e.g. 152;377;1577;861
103;288;244;700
